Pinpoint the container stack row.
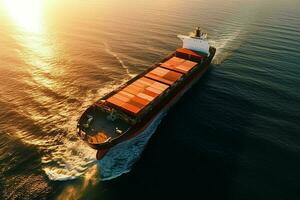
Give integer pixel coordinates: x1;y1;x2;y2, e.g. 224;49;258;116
106;48;205;116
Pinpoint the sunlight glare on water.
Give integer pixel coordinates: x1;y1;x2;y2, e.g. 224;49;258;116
3;0;44;33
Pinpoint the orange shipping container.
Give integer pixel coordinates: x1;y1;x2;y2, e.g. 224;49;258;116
160;57;198;74
145;67;182;85
106;77;169;115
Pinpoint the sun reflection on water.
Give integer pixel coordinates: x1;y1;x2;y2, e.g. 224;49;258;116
3;0;44;33
3;0;64;91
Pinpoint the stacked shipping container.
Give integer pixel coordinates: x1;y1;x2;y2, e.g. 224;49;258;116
106;48;204;116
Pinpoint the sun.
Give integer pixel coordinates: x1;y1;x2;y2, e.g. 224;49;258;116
3;0;44;33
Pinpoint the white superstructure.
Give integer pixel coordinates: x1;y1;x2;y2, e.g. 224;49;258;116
177;27;210;56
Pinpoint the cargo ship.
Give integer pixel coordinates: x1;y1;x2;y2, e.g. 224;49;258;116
77;28;216;160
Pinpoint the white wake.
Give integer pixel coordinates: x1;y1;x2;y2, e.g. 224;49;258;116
103;42;135;78
42;110;166;182
209;30;242;64
99;112;166;181
42;138;96;181
12;87;113;181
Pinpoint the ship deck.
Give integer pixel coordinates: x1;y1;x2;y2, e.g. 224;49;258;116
83;109;131;145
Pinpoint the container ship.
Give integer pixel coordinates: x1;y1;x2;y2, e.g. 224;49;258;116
77;28;216;160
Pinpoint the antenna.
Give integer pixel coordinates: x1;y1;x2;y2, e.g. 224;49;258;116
195;27;201;37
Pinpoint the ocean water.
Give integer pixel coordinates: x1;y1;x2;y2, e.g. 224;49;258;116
0;0;299;199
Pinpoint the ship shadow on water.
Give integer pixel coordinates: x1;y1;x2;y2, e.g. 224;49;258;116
77;66;252;200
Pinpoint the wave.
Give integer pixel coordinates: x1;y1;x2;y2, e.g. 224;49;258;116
38;87;116;181
10;87;112;181
209;30;242;64
42;106;166;182
103;42;135;78
99;112;166;181
42;139;96;181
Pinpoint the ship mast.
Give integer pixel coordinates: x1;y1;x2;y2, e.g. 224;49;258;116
195;27;201;37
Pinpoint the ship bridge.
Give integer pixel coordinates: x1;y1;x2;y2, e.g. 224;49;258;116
177;27;210;56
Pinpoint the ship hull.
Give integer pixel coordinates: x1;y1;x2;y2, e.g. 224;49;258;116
95;47;216;160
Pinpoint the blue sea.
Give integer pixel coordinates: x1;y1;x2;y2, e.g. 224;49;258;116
0;0;299;199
